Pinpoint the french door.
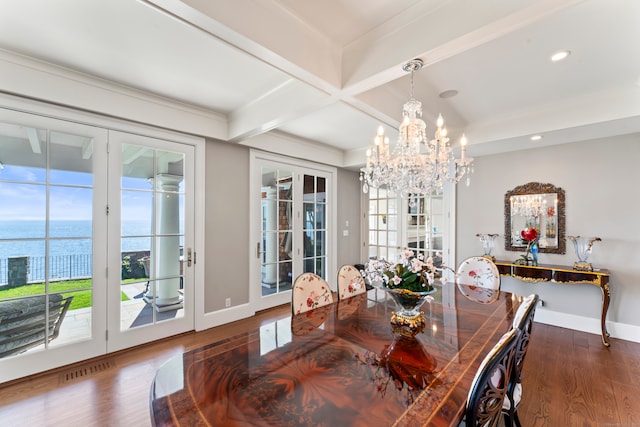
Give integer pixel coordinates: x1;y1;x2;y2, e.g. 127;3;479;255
250;152;336;311
0;109;108;382
365;187;455;273
107;131;194;352
0;105;198;383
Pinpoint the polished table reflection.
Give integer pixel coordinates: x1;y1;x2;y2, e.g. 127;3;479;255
150;284;520;426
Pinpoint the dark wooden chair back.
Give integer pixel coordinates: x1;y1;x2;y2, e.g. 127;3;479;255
464;327;520;427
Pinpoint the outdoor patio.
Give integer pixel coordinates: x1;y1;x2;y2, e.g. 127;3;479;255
36;281;184;350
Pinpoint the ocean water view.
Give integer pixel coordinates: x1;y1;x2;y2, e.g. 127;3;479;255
0;220;156;284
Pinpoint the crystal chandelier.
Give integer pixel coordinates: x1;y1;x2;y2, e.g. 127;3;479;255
360;59;474;196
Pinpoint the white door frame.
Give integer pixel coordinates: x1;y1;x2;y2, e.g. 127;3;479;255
0;108;108;383
249;150;337;312
0;95;205;382
106;130;197;352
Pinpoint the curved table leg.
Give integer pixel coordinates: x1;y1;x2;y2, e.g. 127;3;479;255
600;284;611;347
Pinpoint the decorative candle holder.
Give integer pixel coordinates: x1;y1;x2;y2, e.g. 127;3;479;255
476;233;499;261
567;236;601;271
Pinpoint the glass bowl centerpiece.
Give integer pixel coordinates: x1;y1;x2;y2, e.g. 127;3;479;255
362;250;439;332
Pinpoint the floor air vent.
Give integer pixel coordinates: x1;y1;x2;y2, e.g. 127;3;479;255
60;359;115;383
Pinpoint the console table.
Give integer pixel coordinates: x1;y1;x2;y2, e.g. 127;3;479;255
495;261;611;347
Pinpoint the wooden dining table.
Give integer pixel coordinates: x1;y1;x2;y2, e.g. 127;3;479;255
150;284;521;427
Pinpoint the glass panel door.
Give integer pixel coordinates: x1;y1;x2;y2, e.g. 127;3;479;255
367;186;399;261
0;113;108;383
260;167;293;296
302;174;327;277
251;153;335;312
366;189;449;270
107;131;193;352
407;194;444;268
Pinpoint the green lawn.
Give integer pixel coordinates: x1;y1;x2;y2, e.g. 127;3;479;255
0;279;130;311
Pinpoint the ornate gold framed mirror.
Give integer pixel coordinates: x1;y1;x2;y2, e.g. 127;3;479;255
504;182;565;254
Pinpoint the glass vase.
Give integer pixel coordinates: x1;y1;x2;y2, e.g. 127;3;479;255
568;236;601;271
530;241;538;266
476;233;499;261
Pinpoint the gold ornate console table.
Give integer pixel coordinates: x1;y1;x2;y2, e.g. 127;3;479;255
495;261;611;347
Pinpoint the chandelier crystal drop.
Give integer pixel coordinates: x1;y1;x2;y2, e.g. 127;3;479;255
360;59;474;196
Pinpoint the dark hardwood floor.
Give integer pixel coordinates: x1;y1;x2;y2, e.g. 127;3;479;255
0;304;638;427
518;323;640;427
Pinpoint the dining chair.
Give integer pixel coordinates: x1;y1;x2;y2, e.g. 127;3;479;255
502;293;539;427
337;264;366;300
456;256;501;290
463;327;520;427
291;272;334;315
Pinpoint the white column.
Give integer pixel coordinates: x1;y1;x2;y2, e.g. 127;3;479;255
145;173;183;311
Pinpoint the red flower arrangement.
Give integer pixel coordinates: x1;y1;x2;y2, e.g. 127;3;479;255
521;227;538;243
518;227;539;265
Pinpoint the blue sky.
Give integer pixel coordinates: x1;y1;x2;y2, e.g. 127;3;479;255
0;164;183;222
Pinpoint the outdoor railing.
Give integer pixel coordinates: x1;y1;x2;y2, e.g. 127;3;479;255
0;254;92;286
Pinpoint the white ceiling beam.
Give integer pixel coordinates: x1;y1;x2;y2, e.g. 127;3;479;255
227;79;334;143
239;130;344;168
0;50;227;141
340;0;586;96
144;0;343;94
466;85;640;146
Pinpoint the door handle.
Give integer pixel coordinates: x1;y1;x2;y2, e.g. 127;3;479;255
187;248;192;267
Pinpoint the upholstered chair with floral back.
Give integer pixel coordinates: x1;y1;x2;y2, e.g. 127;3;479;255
292;272;333;315
456;256;501;290
337;265;366;300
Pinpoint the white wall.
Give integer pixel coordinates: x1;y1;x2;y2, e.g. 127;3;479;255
456;135;640;342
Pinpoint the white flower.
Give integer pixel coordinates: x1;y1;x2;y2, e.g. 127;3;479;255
400;250;414;262
410;258;423;273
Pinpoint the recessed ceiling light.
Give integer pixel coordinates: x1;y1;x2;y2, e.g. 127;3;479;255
439;89;458;99
530;135;543;141
551;50;571;62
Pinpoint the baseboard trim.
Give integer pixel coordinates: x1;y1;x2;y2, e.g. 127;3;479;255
195;303;255;331
534;308;640;344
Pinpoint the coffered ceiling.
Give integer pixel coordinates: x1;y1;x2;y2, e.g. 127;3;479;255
0;0;638;167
